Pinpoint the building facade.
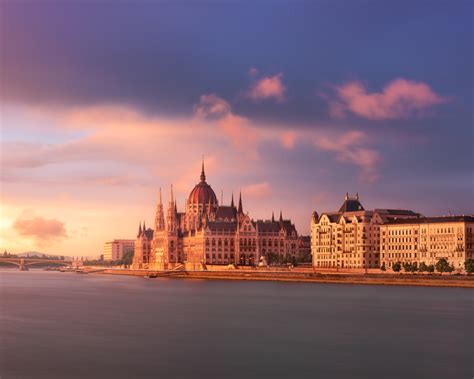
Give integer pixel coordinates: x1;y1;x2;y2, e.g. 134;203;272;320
103;239;135;261
380;216;474;271
133;222;154;267
132;163;299;270
311;194;420;270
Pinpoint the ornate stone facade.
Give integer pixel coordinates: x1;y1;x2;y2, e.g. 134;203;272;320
311;194;420;269
380;216;474;271
132;162;299;270
133;222;154;267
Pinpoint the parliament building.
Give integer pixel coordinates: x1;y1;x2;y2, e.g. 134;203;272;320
132;162;299;270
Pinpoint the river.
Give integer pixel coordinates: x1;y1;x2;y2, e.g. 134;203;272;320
0;270;472;378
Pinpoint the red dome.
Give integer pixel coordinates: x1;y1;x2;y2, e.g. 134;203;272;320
188;181;218;205
188;161;218;205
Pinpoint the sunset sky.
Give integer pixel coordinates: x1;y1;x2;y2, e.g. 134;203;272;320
1;1;472;257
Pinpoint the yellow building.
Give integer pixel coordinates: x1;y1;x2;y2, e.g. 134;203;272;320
311;194;420;270
380;216;474;271
103;239;135;261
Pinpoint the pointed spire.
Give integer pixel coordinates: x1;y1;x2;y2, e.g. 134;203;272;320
238;191;243;214
356;192;359;200
200;156;206;182
279;210;283;223
143;220;146;230
137;222;142;237
174;200;178;215
155;186;165;231
170;184;174;203
231;192;234;208
272;211;275;222
345;192;349;200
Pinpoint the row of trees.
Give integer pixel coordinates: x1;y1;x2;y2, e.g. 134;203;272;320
265;252;298;266
381;258;474;274
84;249;134;267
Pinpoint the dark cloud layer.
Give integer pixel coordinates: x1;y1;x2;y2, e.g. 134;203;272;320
1;1;471;123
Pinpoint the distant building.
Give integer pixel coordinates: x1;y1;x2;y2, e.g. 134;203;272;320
133;222;154;267
103;239;135;261
132;161;299;270
297;236;312;262
380;216;474;271
311;193;421;270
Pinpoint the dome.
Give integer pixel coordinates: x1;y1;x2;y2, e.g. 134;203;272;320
188;162;218;206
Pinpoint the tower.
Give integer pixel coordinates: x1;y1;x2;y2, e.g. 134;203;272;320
155;187;165;231
238;191;243;214
166;184;177;233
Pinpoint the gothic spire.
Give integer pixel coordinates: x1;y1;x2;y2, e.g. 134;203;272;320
143;220;146;230
231;192;234;208
279;210;283;223
155;187;165;231
137;222;142;237
170;184;174;203
238;191;243;214
272;211;275;222
200;157;206;182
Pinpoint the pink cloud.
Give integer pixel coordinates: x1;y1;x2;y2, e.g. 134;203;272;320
13;215;68;243
218;114;259;155
193;94;231;118
280;131;297;149
313;130;381;182
328;78;446;120
248;73;286;102
194;94;260;158
242;182;271;199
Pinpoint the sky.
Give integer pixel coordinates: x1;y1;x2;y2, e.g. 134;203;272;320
0;0;472;257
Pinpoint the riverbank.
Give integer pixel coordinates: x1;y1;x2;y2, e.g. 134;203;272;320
91;268;474;288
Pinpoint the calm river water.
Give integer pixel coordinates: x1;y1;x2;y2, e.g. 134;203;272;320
0;270;472;378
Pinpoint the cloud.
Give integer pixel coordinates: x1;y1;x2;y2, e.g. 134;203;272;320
328;78;446;120
248;67;258;77
193;94;231;118
247;73;286;102
280;131;297;149
13;215;68;243
242;182;271;198
194;94;260;158
312;130;381;182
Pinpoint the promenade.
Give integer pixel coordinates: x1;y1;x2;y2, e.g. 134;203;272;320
84;267;474;288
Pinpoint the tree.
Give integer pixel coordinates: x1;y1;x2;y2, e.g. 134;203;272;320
403;262;412;273
380;262;386;271
464;259;474;275
392;262;401;273
419;262;428;273
447;263;455;275
266;252;278;265
427;264;435;274
121;249;134;266
435;258;451;274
